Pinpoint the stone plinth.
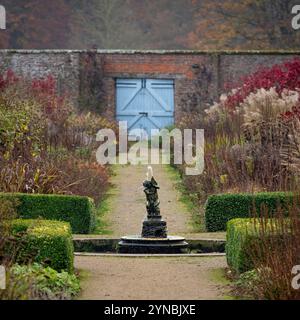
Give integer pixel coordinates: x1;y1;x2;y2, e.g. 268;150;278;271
142;217;167;238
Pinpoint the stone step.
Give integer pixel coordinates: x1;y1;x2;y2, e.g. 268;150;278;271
73;236;225;253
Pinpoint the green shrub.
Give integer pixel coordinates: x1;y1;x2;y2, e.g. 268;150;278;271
233;269;261;299
226;218;287;274
9;219;74;273
3;263;80;300
0;193;96;234
205;192;295;232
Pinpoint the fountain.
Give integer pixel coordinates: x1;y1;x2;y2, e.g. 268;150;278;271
118;166;188;253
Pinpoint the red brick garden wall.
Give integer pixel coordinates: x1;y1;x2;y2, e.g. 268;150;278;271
100;52;218;122
1;50;299;123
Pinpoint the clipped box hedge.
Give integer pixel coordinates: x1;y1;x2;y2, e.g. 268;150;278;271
0;193;96;234
205;192;295;232
9;219;74;273
226;218;288;274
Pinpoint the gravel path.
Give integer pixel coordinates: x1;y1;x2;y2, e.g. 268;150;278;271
75;256;228;300
107;163;194;237
76;162;230;300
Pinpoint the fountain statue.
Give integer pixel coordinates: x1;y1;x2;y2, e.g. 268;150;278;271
144;176;160;217
118;166;188;253
141;166;167;238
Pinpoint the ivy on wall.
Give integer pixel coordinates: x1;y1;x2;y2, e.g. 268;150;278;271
79;50;105;114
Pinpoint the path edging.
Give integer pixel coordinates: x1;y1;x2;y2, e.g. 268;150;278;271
75;252;226;257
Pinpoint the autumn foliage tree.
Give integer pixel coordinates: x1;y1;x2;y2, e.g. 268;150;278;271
69;0;196;49
0;0;300;50
186;0;300;50
0;0;71;49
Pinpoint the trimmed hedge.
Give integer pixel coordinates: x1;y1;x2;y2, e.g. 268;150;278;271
9;219;74;273
0;193;96;234
226;218;287;274
205;192;295;232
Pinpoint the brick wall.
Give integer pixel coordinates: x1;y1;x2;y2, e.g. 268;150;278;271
0;50;299;123
0;50;80;101
100;52;218;122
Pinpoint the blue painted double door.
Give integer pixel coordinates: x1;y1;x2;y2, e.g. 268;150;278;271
116;78;174;138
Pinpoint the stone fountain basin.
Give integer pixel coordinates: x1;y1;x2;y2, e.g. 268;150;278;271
118;235;188;254
73;235;226;254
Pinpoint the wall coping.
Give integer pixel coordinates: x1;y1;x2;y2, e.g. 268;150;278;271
0;49;300;55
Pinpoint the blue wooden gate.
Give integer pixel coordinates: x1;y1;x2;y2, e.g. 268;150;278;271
116;78;174;137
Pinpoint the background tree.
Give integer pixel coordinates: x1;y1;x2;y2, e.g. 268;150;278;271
185;0;300;50
69;0;139;49
0;0;71;49
128;0;197;49
1;0;300;50
68;0;196;49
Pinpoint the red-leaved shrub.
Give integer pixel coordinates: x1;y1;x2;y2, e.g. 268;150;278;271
225;58;300;110
0;70;114;204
